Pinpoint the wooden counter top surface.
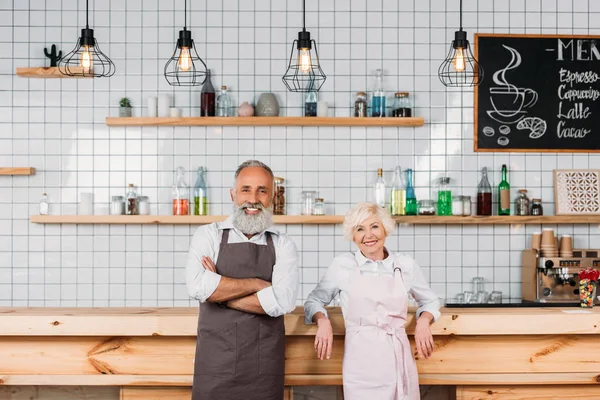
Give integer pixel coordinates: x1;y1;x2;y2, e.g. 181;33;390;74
1;306;599;336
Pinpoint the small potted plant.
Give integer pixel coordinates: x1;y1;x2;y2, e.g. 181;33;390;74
119;97;132;117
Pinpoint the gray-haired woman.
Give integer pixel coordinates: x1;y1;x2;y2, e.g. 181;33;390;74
304;202;440;400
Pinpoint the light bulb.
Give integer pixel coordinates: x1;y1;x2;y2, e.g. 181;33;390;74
178;47;192;71
453;47;466;72
298;48;311;73
80;46;92;72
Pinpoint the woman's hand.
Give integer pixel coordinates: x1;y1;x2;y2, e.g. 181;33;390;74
414;312;435;359
313;313;333;360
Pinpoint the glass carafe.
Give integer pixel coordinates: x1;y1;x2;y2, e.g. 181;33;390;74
390;166;406;216
477;167;492;216
405;168;417;215
173;166;189;216
437;177;452;216
193;166;208;216
216;86;231;117
374;168;386;208
371;69;386;117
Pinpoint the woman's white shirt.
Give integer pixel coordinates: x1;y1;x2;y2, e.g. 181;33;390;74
304;250;441;324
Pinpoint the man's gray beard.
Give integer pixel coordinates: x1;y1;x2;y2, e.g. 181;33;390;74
232;202;273;235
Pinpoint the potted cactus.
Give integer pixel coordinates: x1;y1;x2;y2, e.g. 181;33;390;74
119;97;132;117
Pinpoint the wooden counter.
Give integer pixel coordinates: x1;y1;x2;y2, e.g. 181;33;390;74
1;306;600;399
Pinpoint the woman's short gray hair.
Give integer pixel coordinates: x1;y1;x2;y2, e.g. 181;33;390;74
234;160;274;186
343;202;395;241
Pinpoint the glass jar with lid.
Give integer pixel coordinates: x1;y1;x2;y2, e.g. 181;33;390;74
462;195;472;216
418;199;436;215
354;92;367;117
452;195;464;216
111;196;125;215
273;177;286;215
392;92;412;117
301;191;317;215
515;189;530;216
531;198;543;216
314;198;325;216
138;196;150;215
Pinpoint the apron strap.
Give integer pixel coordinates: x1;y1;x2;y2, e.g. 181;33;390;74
219;228;230;254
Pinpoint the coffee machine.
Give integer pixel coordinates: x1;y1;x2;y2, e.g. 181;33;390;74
522;249;600;303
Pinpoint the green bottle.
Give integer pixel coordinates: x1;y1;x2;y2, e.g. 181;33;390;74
498;164;510;215
405;168;418;215
193;166;208;216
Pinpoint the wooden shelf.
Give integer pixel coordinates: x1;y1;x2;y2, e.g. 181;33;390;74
29;215;600;225
105;116;425;127
0;167;36;176
16;67;91;78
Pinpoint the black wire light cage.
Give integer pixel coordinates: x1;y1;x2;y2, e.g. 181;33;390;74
164;0;207;86
282;0;326;93
58;0;114;78
438;0;483;87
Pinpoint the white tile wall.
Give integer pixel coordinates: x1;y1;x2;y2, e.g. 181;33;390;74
1;0;599;307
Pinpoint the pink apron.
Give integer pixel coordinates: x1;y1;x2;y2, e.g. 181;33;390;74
342;262;420;400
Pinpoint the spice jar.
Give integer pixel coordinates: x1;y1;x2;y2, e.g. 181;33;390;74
354;92;367;117
138;196;150;215
515;189;530;216
452;195;464;216
462;196;472;216
392;92;412;117
531;198;543;216
301;191;317;215
314;198;325;215
418;199;435;215
126;184;138;215
273;177;286;215
111;196;125;215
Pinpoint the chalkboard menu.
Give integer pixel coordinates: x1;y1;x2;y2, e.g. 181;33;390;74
474;34;600;152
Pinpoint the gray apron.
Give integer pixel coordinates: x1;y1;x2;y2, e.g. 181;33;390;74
192;229;285;400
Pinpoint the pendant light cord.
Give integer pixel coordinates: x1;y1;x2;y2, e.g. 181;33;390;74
459;0;463;31
184;0;187;30
86;0;89;28
303;0;306;32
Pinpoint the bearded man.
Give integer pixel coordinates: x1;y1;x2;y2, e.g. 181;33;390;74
186;160;299;400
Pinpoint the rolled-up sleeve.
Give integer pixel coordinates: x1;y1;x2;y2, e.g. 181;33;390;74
186;225;222;302
256;234;299;317
303;259;341;324
409;258;441;322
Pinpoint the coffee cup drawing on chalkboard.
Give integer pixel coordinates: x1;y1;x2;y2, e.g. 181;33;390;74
487;45;539;124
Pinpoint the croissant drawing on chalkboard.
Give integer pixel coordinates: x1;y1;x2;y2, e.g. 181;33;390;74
517;117;547;139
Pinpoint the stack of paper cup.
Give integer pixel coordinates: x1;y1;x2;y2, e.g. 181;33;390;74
560;235;573;257
531;232;541;251
540;228;557;257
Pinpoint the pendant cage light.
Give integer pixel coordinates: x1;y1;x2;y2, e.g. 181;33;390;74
438;0;483;87
164;0;207;86
282;0;326;93
58;0;115;78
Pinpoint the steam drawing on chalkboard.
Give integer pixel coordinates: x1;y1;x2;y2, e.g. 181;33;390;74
517;117;547;139
486;45;539;125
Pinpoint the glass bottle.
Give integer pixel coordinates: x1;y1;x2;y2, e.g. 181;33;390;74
392;92;412;117
354;91;367;117
193;166;208;216
273;177;286;215
498;164;510;215
304;89;318;117
201;69;215;117
405;168;417;215
477;167;492;216
39;193;49;215
531;198;543;216
390;166;406;216
216;85;231;117
437;177;452;216
515;189;530;216
374;168;386;208
172;167;189;216
371;69;386;117
126;184;138;215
